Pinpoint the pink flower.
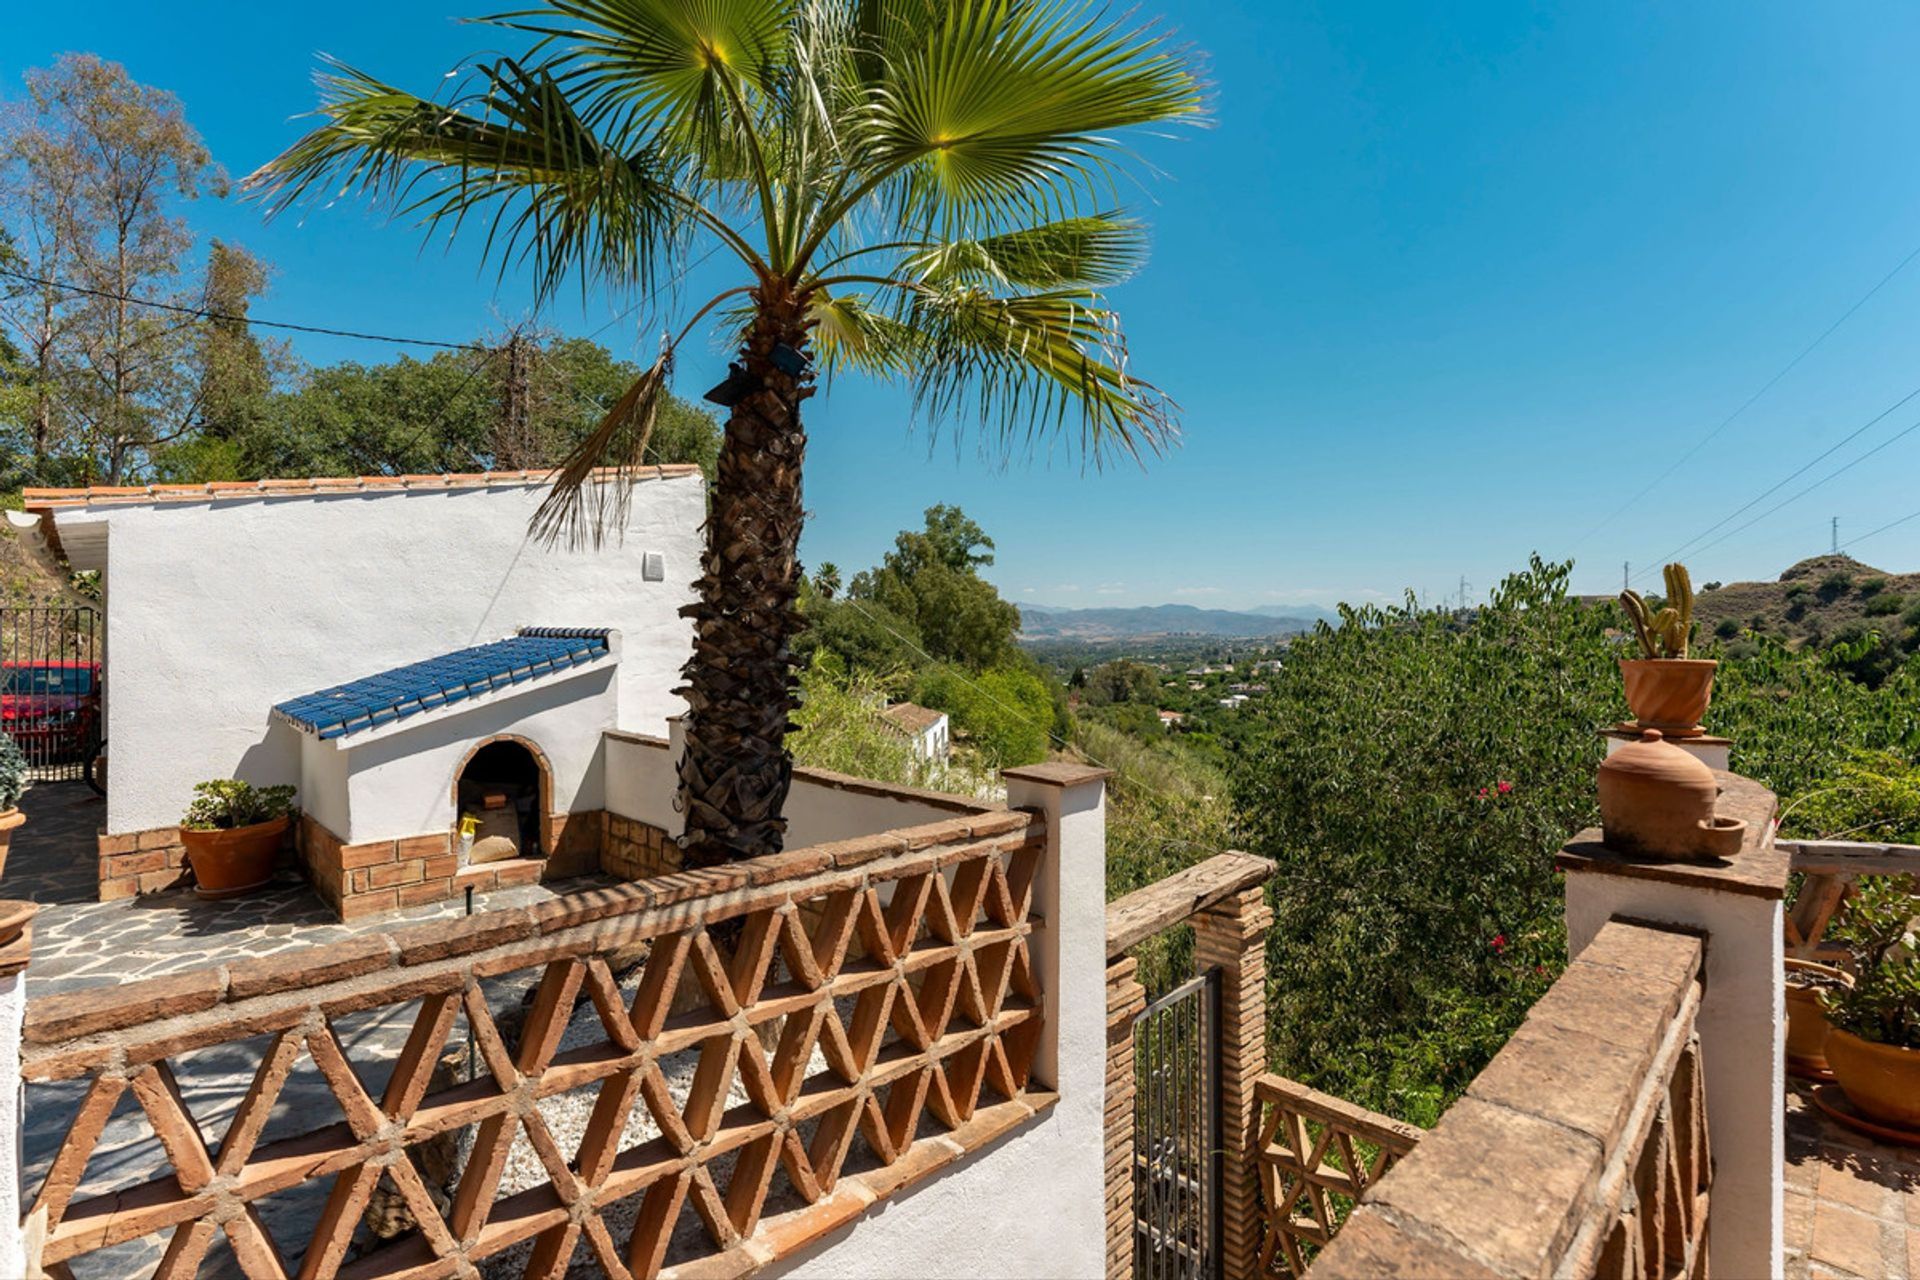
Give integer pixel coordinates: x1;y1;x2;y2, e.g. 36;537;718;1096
1477;787;1489;799
1492;933;1508;953
1497;780;1513;795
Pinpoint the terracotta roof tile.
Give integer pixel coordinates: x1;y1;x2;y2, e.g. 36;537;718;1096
23;465;700;512
882;702;947;735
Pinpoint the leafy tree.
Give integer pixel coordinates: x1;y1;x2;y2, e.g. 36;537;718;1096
912;662;1052;768
0;54;238;482
251;1;1202;866
852;505;1022;669
1226;555;1920;1122
793;592;925;678
1083;658;1159;706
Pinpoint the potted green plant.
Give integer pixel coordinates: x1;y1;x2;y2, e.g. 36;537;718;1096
0;732;27;879
1618;563;1715;737
1820;877;1920;1129
180;780;297;899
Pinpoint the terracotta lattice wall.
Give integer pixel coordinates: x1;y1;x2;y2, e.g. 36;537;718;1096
23;808;1051;1279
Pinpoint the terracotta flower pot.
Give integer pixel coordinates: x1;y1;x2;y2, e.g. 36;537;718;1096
1619;658;1717;738
1785;958;1853;1075
182;815;289;900
0;808;23;880
1827;1027;1920;1130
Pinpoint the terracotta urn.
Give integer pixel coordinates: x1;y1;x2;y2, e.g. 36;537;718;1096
1826;1029;1920;1130
0;808;24;880
1785;957;1853;1076
1597;729;1746;861
183;815;290;900
1619;658;1717;738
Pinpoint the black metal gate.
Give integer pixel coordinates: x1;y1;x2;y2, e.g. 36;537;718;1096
1134;971;1220;1279
0;605;103;780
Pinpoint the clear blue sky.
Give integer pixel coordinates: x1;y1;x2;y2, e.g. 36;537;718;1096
9;2;1920;610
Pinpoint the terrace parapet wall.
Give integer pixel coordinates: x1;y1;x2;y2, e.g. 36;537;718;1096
1310;920;1710;1279
16;794;1088;1279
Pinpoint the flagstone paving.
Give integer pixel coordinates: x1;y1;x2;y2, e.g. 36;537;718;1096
8;782;612;996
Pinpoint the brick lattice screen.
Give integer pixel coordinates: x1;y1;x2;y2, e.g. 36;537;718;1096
22;810;1049;1279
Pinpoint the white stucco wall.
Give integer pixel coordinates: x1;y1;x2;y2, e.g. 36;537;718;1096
603;728;986;845
85;475;702;834
767;770;1108;1280
308;662;617;843
0;970;22;1280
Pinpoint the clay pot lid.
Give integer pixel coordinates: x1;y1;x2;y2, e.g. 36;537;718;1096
1600;728;1716;786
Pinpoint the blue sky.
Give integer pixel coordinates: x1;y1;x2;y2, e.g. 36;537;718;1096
9;2;1920;610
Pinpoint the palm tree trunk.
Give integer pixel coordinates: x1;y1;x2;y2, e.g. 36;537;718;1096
676;281;812;868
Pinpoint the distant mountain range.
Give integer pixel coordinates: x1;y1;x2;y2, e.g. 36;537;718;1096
1017;603;1334;641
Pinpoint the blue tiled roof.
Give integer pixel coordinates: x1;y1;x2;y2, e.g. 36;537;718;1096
274;627;613;740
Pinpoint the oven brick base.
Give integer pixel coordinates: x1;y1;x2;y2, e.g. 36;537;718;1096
297;810;613;921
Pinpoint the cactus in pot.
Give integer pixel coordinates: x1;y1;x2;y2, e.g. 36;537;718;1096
1620;562;1695;659
1617;562;1716;737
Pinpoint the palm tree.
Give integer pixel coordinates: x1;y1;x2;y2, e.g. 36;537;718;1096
248;0;1203;868
814;561;842;600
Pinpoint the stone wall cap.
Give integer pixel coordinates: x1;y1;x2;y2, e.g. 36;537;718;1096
1555;770;1785;900
1001;761;1114;787
1106;852;1276;958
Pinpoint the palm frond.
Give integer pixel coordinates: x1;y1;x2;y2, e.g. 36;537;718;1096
808;288;919;378
903;284;1175;466
530;345;673;548
245;57;693;300
904;214;1146;289
848;0;1205;225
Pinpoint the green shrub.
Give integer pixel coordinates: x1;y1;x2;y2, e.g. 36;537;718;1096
1867;593;1905;617
911;664;1052;768
1232;557;1595;1123
789;659;926;785
1778;751;1920;843
1861;577;1889;598
1715;618;1740;639
0;733;27;811
1819;571;1854;601
181;780;297;831
1786;582;1811;600
1228;558;1920;1124
1083;717;1233;993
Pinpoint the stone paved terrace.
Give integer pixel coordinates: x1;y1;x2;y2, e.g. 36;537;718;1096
7;781;614;997
1786;1077;1920;1279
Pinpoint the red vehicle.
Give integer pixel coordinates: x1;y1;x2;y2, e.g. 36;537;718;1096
1;660;102;765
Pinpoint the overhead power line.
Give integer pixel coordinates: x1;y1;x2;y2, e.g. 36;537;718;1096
1626;380;1920;583
0;266;490;352
1572;238;1920;550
